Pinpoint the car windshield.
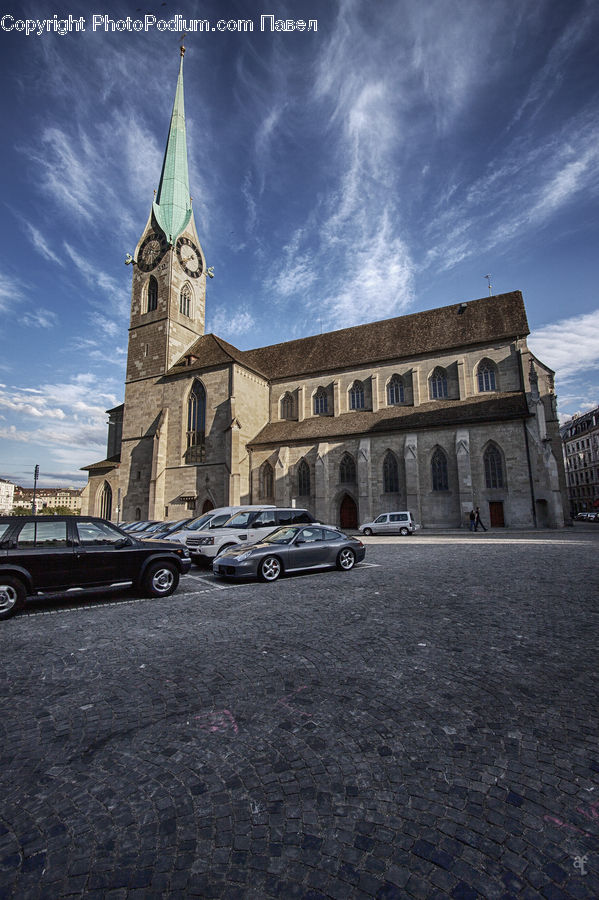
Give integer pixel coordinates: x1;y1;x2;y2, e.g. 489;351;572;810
225;511;259;528
185;513;216;531
263;527;298;545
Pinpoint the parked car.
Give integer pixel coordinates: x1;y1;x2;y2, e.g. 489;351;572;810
166;506;275;545
359;511;417;536
0;515;192;620
188;507;317;564
213;524;365;582
140;518;195;539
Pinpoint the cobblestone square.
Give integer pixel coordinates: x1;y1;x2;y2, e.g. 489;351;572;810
1;528;598;898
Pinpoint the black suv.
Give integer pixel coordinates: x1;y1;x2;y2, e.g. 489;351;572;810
0;516;192;620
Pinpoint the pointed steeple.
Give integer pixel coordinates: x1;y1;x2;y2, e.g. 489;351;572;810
153;45;193;245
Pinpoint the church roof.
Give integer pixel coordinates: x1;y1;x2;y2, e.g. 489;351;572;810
80;454;120;472
152;49;193;244
248;392;530;448
173;291;529;381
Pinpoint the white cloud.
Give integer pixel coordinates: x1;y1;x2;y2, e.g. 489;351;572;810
22;221;65;266
529;309;599;379
21;309;59;329
209;308;256;338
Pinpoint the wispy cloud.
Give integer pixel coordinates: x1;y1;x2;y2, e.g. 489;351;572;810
22;221;65;266
209;307;256;338
21;309;59;329
529;308;599;379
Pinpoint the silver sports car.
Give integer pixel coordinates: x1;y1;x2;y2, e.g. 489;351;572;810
212;524;366;582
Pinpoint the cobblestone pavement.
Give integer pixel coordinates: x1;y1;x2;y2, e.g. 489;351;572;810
1;528;598;899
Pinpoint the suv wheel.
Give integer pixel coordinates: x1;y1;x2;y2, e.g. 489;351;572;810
337;548;356;570
363;528;373;536
258;556;282;582
0;576;26;620
399;527;409;536
142;561;179;597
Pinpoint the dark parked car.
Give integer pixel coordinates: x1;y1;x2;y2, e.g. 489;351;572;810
0;516;192;620
213;524;366;582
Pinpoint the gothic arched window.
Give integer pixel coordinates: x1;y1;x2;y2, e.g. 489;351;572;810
431;447;449;491
314;387;328;415
340;452;356;483
261;461;274;500
180;283;192;317
147;276;158;312
99;481;112;520
484;444;504;488
383;451;399;493
297;459;310;496
349;381;365;410
429;367;448;400
186;380;206;463
477;360;497;392
387;375;404;405
280;392;294;419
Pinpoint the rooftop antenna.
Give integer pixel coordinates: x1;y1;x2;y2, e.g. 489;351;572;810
484;274;493;296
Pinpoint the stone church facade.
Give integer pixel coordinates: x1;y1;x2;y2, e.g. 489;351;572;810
82;50;568;530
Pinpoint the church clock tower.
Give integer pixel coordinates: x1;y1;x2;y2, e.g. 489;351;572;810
126;44;206;381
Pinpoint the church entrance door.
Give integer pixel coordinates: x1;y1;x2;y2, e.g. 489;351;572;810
489;501;504;527
340;494;358;529
202;499;214;514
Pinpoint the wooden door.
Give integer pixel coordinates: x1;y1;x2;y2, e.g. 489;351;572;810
340;494;358;529
489;501;504;527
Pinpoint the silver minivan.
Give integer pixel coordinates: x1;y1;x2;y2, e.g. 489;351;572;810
359;511;416;536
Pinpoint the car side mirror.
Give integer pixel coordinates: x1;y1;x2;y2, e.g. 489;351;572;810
295;537;305;544
115;537;131;549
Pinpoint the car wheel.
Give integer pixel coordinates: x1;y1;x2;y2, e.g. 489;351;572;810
399;527;409;536
0;576;26;620
141;561;179;597
363;528;373;536
337;548;356;570
258;556;282;582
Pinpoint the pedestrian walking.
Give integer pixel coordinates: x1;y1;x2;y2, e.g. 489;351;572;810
469;509;476;531
475;507;487;532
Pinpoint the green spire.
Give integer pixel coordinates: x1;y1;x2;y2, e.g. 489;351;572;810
153;47;192;244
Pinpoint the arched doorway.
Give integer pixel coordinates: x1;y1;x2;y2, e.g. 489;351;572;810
202;499;214;514
340;494;358;529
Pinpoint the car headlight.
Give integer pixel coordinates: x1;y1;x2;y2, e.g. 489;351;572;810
197;536;214;546
235;550;253;562
177;548;190;558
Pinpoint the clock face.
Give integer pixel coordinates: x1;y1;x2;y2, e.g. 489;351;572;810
137;232;167;272
176;236;203;278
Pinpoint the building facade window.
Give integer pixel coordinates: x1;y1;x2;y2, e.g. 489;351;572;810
340;452;356;483
186;380;206;463
297;459;310;496
383;451;399;492
429;367;448;400
431;447;449;491
99;481;112;520
147;276;158;312
280;392;294;419
484;444;504;488
261;461;274;500
314;387;328;415
349;380;365;410
477;360;497;392
180;283;192;317
387;375;404;405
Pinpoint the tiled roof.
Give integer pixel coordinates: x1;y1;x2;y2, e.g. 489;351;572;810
173;291;529;382
80;454;121;472
247;392;530;448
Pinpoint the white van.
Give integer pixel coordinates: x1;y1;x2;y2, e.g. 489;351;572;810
166;506;274;545
358;511;417;536
187;507;316;563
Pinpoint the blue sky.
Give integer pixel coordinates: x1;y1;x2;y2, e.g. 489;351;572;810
0;0;598;488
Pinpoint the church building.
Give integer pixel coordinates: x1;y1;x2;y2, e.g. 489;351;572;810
82;49;568;530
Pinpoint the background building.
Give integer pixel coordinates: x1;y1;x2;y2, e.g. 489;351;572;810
560;407;599;517
12;487;82;515
83;50;568;530
0;479;15;515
